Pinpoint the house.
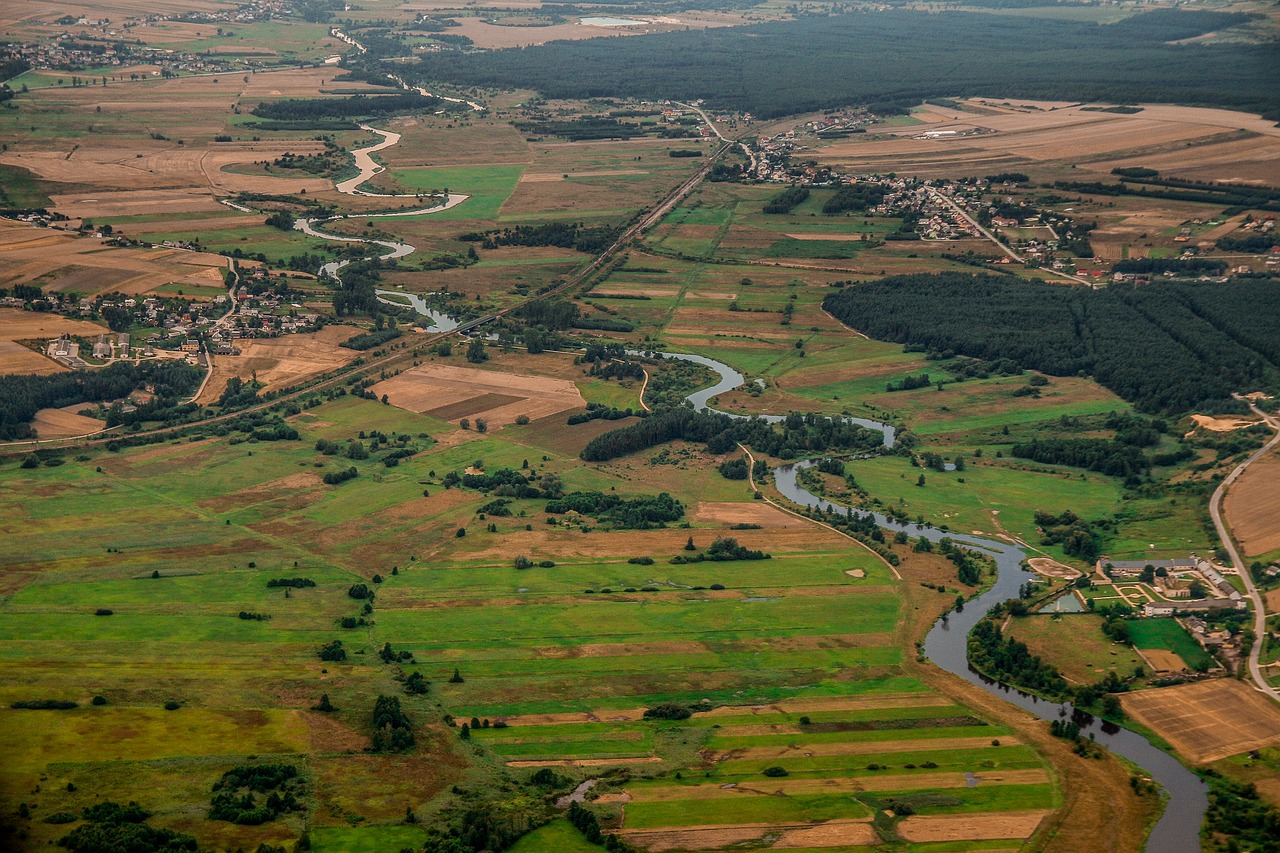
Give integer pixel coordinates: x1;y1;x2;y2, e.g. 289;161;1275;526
1144;602;1176;618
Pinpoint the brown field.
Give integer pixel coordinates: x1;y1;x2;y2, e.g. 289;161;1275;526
815;101;1280;184
1223;450;1280;557
0;340;63;376
29;405;106;438
897;810;1050;843
618;820;877;851
0;307;108;346
50;188;229;219
371;362;585;429
196;325;364;403
690;501;806;528
1139;649;1188;673
1121;679;1280;763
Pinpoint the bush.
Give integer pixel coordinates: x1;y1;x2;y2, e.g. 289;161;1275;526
164;700;181;711
643;702;692;720
94;608;113;616
91;695;108;706
43;812;79;824
11;699;77;710
762;766;789;777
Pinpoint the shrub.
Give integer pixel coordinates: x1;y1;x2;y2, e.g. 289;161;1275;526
91;695;108;706
11;699;77;710
643;702;692;720
94;608;113;616
164;700;180;711
762;766;789;777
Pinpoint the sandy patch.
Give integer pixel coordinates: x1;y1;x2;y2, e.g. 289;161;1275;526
1122;679;1280;763
1027;557;1082;580
897;810;1050;842
1190;414;1259;433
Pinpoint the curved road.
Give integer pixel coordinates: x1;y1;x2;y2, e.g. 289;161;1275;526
1209;401;1280;701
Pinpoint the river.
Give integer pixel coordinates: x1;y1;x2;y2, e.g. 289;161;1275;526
300;138;1207;845
653;348;1205;851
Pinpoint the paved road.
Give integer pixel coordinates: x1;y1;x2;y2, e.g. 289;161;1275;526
1209;400;1280;702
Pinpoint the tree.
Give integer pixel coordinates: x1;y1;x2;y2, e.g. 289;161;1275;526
466;339;488;363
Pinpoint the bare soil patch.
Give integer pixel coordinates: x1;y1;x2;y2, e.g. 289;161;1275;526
1121;679;1280;763
773;820;879;848
1027;557;1081;580
1191;414;1259;433
1223;451;1280;557
372;363;584;429
897;810;1049;843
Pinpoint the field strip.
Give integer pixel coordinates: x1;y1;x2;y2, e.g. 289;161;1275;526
708;735;1014;760
628;768;1049;801
897;809;1050;842
505;757;661;767
616;818;878;850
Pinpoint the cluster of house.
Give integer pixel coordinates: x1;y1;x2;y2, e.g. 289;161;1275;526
46;332;156;368
1098;558;1247;617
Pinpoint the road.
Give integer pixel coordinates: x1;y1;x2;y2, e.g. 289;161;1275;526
925;188;1092;286
1209;399;1280;702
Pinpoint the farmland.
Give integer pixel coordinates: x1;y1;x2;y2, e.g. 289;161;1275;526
2;0;1280;850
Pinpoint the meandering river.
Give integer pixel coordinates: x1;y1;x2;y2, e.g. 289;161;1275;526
668;351;1206;852
298;134;1206;850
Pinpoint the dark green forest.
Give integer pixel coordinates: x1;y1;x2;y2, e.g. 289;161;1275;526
822;274;1280;414
400;10;1279;119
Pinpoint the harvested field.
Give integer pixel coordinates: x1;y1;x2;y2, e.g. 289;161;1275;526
1138;649;1187;673
0;340;63;376
1223;450;1280;557
371;363;585;429
49;188;227;219
1121;679;1280;763
618;820;876;851
815;101;1280;182
0;307;108;343
195;325;364;403
29;405;105;438
690;501;805;528
897;810;1050;842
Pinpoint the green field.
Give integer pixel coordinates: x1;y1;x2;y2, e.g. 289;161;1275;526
390;165;526;220
1127;618;1215;670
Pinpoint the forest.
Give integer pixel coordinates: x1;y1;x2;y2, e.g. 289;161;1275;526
823;274;1280;414
401;9;1279;119
0;360;203;440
